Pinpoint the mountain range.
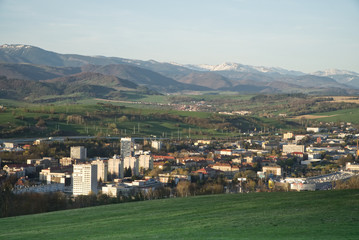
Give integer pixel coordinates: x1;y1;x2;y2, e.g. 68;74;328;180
0;44;358;100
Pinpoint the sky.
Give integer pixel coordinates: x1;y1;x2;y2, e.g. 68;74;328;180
0;0;359;73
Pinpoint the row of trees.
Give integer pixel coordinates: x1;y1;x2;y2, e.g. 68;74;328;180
0;178;226;218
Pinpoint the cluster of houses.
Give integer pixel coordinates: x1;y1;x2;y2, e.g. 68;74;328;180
2;124;359;196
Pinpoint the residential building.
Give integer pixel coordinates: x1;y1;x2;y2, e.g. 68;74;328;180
27;158;51;168
194;140;212;146
3;142;16;150
3;164;36;178
211;163;239;177
139;154;153;170
108;154;124;179
121;138;133;158
192;167;222;179
262;141;279;151
295;135;307;143
346;162;359;172
151;140;162;150
158;173;191;184
91;159;108;182
71;146;87;160
282;144;305;154
215;149;232;156
283;132;294;140
60;157;74;166
39;166;72;185
307;127;322;133
73;164;97;196
262;165;282;176
13;183;65;194
102;183;131;197
124;156;139;176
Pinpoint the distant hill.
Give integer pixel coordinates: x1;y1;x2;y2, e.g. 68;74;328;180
0;63;81;81
0;44;127;67
176;72;233;89
0;75;59;100
0;72;147;101
81;64;211;92
1;44;359;93
43;72;138;90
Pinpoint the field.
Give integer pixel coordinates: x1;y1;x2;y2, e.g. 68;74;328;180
292;108;359;124
329;96;359;104
0;99;256;139
0;189;358;239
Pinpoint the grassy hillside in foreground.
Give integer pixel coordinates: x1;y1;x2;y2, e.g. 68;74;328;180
0;190;358;239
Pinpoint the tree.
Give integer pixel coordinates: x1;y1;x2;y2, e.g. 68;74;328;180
176;181;191;197
36;118;46;128
338;154;354;167
124;167;132;177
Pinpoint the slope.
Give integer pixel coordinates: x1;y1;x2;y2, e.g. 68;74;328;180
177;72;233;89
81;64;211;92
0;76;59;100
43;72;138;90
0;190;357;239
0;63;81;81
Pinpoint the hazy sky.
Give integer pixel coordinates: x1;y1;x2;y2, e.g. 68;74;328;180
1;0;359;72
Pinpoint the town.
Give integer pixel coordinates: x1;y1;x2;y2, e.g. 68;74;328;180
1;121;359;217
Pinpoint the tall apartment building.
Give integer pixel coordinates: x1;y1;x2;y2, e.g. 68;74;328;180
151;140;162;150
108;154;124;179
124;156;139;176
71;146;87;160
139;154;153;171
73;164;98;196
91;159;108;182
121;138;133;158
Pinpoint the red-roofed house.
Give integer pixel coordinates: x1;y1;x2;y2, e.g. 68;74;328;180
152;155;175;161
193;167;222;179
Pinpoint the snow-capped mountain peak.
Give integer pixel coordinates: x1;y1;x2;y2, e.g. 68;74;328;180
0;44;32;50
184;62;305;76
312;69;359;77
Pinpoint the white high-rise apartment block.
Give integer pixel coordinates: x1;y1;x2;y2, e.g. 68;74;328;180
91;159;108;182
139;154;153;170
121;138;133;158
151;140;162;150
108;154;124;179
124;156;139;176
71;146;87;160
73;164;98;196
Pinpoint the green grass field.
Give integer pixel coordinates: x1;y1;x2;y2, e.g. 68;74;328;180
303;108;359;124
0;190;358;239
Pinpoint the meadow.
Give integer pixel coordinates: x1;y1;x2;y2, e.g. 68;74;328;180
293;108;359;124
0;189;358;239
0;99;253;139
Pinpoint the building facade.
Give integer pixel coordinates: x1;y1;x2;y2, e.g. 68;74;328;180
71;146;87;160
282;144;305;154
139;154;153;171
121;138;133;158
151;140;162;150
73;164;97;196
91;159;108;182
124;156;139;176
108;154;124;179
